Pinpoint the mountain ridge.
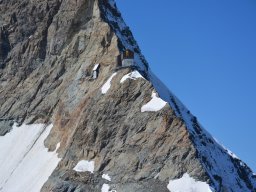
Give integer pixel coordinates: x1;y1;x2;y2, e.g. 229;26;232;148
0;0;255;191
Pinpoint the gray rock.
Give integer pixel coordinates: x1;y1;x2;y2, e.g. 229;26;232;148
0;120;14;136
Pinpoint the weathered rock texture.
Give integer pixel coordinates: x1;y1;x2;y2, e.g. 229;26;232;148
0;0;255;192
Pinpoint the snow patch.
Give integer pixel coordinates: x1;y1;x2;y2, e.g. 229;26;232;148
101;73;117;94
101;184;110;192
0;123;61;192
101;184;116;192
73;160;95;173
167;173;213;192
120;70;144;83
102;174;111;181
141;92;167;112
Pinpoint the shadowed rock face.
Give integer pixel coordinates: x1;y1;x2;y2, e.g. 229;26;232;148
0;27;11;67
0;0;255;192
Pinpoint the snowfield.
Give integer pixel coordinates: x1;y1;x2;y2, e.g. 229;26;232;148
120;70;144;83
167;173;213;192
141;91;167;112
0;123;61;192
101;73;117;94
73;160;95;173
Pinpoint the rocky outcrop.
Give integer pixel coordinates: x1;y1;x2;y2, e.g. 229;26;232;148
0;119;13;136
0;0;255;192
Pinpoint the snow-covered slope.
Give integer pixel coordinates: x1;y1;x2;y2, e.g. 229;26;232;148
0;123;61;192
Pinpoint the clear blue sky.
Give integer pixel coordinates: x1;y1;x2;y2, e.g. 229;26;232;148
116;0;256;172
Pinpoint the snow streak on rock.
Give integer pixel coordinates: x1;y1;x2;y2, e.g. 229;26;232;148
0;123;60;192
101;73;117;94
93;63;100;70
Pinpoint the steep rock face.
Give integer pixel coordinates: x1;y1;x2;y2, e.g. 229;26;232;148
0;0;255;192
41;69;208;192
0;0;118;126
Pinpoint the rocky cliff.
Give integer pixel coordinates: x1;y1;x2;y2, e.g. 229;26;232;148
0;0;255;192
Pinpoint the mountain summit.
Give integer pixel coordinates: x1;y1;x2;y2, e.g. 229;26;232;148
0;0;255;191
